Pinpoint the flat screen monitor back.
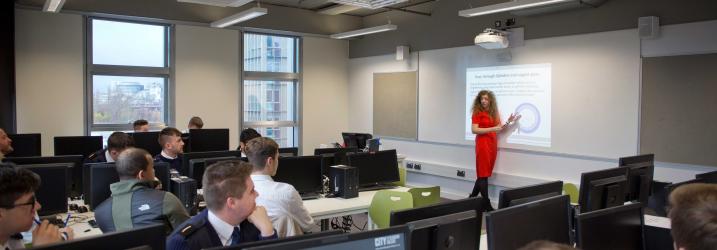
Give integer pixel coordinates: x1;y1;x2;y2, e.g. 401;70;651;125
181;150;241;176
129;132;162;157
696;170;717;183
578;167;629;213
31;224;165;250
391;197;482;238
313;147;359;156
6;133;41;157
243;225;409;250
274;155;323;194
618;154;654;166
622;164;654;205
498;180;563;209
19;163;70;216
347;149;399;187
54;136;103;158
576;203;645;250
205;230;344;250
5;155;84;197
278;147;298;157
486;195;571;250
86;163;120;210
189;129;229;152
406;210;479;250
188;156;237;189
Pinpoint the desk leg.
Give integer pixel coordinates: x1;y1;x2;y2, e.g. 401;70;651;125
320;218;329;231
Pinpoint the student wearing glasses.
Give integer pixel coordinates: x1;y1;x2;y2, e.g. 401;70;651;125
0;164;74;249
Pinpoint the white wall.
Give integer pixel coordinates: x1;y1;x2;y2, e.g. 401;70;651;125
301;37;350;154
349;22;717;197
15;9;84;156
175;25;240;150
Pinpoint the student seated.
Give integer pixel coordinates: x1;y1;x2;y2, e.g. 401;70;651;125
0;128;13;162
94;148;189;234
188;116;204;130
237;128;261;152
154;127;184;172
668;183;717;250
518;240;578;250
0;164;75;249
86;132;134;163
245;137;314;237
133;119;150;132
167;160;276;250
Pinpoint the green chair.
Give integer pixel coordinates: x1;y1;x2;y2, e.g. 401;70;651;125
368;190;413;229
391;166;407;187
563;182;579;204
408;186;441;208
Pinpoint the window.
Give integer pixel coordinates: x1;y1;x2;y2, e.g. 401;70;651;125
243;33;300;148
86;18;172;140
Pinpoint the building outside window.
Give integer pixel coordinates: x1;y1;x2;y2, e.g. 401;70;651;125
86;18;172;142
243;33;299;148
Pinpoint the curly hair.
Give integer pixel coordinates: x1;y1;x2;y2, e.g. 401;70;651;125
471;90;500;123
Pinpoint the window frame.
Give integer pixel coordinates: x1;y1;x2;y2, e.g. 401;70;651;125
240;32;302;149
84;17;175;135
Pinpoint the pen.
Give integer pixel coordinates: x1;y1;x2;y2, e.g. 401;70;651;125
33;218;69;241
64;213;71;227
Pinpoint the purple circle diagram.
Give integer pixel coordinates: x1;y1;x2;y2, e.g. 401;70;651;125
515;103;540;133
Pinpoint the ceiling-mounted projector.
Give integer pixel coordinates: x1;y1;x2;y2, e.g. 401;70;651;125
474;28;510;49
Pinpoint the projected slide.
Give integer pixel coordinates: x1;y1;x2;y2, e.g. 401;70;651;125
464;64;551;147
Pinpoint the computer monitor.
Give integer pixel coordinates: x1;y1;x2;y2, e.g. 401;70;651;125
342;132;372;150
347;149;400;187
576;203;645;250
205;230;345;250
696;170;717;183
18;163;70;216
315;147;359;174
278;147;299;157
578;167;629;213
188;129;230;152
274;155;323;195
621;163;654;205
648;178;705;217
486;195;571;250
6;133;41;157
618;154;654;166
188;156;238;189
31;224;165;250
53;136;103;158
243;225;409;250
5;155;84;197
180;150;242;176
85;162;119;210
498;180;564;209
314;147;359;156
391;205;482;250
129;131;162;157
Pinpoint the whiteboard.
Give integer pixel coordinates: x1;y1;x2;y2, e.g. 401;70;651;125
417;29;640;159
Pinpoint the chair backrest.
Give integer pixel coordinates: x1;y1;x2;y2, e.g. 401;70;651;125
368;190;413;229
563;182;579;204
391;165;407;187
408;186;441;208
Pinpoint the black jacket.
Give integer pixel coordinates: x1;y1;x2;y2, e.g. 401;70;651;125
166;209;277;250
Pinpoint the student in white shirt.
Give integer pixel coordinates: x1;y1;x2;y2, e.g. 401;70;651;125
244;137;315;237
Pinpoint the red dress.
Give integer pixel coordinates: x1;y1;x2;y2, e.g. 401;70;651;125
473;111;499;178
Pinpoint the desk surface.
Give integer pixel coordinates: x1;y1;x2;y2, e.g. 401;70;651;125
303;187;408;220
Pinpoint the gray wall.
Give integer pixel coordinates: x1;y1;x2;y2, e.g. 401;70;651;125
350;0;717;58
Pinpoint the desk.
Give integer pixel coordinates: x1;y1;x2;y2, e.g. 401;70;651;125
303;187;408;230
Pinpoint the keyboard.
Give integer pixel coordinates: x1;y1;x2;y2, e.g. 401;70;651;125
300;192;320;200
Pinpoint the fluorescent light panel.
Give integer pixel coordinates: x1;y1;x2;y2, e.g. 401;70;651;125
330;24;397;39
318;4;362;15
459;0;574;17
42;0;66;13
210;7;267;28
177;0;253;7
331;0;408;9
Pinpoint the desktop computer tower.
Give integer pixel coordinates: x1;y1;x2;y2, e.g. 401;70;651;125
329;165;358;199
171;177;197;215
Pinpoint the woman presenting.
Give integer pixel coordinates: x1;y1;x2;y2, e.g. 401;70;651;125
468;90;519;211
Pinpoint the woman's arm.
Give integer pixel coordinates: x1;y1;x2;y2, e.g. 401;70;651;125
472;124;501;134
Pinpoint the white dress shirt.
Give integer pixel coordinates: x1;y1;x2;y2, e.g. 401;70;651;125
207;210;236;246
105;150;115;163
251;174;315;237
0;238;25;250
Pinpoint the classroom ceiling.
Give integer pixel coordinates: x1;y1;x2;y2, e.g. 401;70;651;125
15;0;437;17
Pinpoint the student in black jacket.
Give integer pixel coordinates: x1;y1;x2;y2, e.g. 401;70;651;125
154;127;184;173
